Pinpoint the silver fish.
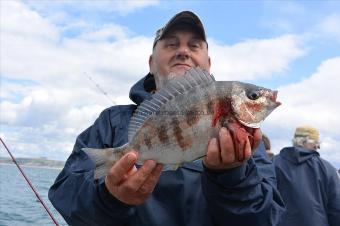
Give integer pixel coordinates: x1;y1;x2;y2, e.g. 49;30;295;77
83;67;281;179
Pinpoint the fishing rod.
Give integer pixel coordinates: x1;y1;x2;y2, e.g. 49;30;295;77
0;137;60;226
84;72;116;105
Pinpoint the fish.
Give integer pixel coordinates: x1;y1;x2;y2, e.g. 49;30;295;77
83;67;281;179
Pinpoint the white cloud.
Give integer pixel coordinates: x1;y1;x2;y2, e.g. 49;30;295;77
0;1;152;160
1;1;339;169
1;1;152;97
26;0;159;15
0;1;59;42
78;24;132;41
273;57;340;133
210;35;306;80
0;125;75;160
264;57;340;166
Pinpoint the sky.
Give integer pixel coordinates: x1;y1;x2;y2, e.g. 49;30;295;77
1;0;339;168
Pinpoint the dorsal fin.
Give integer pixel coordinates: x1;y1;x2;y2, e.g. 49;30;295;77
128;67;215;141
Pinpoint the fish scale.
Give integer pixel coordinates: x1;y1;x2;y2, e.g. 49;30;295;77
132;93;212;162
83;67;281;179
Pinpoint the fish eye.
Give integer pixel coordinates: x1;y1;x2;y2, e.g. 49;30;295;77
247;90;261;100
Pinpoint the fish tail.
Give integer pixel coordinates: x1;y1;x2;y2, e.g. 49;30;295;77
82;143;131;179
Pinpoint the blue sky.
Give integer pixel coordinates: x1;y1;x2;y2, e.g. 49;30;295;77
1;0;340;168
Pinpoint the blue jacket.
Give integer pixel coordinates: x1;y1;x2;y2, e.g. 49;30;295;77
273;147;340;226
49;74;285;226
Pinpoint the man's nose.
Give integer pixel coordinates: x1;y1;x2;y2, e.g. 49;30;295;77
175;46;190;59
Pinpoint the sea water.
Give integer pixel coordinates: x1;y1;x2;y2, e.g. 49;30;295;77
0;164;67;226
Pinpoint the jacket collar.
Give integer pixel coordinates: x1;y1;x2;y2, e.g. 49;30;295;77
129;72;156;105
280;146;320;164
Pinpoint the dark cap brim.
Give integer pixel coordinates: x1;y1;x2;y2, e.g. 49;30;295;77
153;11;206;48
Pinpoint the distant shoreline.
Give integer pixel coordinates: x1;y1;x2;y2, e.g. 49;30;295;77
0;157;65;169
0;162;63;170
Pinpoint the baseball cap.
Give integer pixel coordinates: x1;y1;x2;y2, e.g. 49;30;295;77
153;11;207;49
294;126;320;143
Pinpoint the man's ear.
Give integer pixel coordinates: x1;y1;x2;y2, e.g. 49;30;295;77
149;55;153;74
208;56;211;69
205;56;211;73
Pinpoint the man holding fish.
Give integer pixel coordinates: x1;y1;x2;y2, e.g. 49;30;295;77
49;11;285;226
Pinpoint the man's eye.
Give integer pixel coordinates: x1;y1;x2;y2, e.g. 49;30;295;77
166;42;177;47
190;43;200;48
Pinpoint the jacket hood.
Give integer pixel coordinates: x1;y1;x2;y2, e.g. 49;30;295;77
279;146;320;164
129;72;156;105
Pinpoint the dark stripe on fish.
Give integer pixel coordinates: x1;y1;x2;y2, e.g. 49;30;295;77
171;117;192;151
144;132;152;150
157;124;169;144
185;106;201;126
206;99;214;115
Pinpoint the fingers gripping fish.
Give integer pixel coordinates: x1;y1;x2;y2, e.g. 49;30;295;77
83;67;281;179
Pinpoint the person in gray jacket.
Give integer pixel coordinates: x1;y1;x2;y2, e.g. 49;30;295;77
274;126;340;226
49;11;285;226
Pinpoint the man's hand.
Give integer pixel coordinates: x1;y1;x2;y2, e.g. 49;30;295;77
203;126;262;170
105;152;163;205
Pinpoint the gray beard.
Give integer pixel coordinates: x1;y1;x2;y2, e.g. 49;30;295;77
154;72;180;91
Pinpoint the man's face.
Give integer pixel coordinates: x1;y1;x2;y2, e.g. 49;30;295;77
149;28;211;90
304;142;319;151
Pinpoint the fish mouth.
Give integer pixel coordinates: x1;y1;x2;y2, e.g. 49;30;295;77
238;118;261;129
271;90;281;106
225;116;261;129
